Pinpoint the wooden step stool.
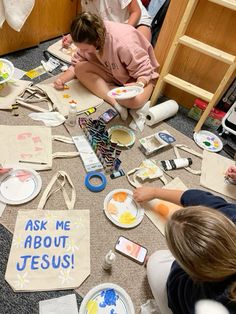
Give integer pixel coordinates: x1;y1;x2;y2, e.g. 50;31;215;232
151;0;236;132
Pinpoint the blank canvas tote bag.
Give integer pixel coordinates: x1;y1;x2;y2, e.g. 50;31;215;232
5;171;90;291
0;125;79;170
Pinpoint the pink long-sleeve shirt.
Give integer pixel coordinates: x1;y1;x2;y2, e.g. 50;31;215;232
69;20;159;85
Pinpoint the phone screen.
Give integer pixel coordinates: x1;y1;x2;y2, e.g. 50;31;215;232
115;236;147;264
100;109;118;123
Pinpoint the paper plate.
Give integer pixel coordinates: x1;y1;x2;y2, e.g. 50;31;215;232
193;130;223;152
108;125;135;147
107;86;143;100
103;189;144;229
79;283;135;314
0;167;42;205
0;58;14;84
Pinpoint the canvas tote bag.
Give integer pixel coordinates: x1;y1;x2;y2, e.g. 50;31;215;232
0;80;31;110
0;125;79;170
38;79;104;116
200;150;236;200
5;171;90;291
16;80;103;116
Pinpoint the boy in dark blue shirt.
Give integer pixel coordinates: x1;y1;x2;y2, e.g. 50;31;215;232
134;187;236;314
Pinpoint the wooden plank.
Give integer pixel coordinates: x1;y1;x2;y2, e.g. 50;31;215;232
179;35;235;64
163;74;214;101
208;0;236;11
194;61;236;132
151;0;199;105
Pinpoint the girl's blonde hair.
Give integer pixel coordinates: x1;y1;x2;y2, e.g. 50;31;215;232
70;12;106;54
165;206;236;300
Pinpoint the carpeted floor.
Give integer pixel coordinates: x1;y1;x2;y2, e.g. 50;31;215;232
1;38;236;314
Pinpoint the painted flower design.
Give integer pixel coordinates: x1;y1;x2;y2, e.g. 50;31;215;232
12;234;24;248
14;272;30;289
58;269;74;285
66;238;79;253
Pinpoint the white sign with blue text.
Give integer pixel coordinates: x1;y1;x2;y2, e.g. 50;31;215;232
5;210;90;291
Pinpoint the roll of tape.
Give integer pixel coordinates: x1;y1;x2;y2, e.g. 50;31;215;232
85;171;107;192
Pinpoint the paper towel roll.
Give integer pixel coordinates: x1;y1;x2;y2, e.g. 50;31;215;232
145;100;179;126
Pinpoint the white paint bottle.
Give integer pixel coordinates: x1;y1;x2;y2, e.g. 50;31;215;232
102;250;116;271
66;103;77;127
160;157;193;171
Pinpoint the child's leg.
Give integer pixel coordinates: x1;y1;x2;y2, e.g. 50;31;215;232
118;82;154;109
74;61;128;120
137;25;152;42
147;250;174;314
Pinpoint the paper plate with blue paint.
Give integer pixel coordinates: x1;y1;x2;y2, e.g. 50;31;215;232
79;283;135;314
103;189;144;229
193;130;223;152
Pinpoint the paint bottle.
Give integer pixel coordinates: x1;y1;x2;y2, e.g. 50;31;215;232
110;169;125;179
66;103;77;127
102;250;116;271
160;157;193;171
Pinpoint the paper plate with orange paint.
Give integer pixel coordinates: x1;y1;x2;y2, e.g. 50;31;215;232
103;189;144;229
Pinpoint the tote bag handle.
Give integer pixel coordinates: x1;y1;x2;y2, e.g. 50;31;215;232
38;171;76;210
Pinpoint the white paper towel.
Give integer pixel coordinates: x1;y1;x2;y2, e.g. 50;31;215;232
145;100;179;126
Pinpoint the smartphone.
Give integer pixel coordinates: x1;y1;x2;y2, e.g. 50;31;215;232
115;236;148;265
100;108;118;123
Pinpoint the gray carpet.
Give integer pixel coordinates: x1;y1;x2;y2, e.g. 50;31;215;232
1;38;235;314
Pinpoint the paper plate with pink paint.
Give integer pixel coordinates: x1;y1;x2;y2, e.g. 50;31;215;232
79;283;135;314
0;167;42;205
103;189;144;229
107;86;144;100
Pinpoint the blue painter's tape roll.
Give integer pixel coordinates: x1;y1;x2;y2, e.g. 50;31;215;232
85;171;107;192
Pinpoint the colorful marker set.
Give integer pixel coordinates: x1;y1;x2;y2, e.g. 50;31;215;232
78;117;122;173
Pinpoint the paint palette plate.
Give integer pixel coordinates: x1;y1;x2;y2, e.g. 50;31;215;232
193;130;223;152
0;58;14;84
104;189;144;229
79;283;135;314
0;167;42;205
108;125;136;148
107;86;144;100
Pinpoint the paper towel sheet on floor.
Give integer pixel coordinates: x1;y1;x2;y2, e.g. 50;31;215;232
39;294;79;314
129;101;151;132
0;0;35;31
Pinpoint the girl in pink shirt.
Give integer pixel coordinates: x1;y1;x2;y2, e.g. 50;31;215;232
54;12;158;120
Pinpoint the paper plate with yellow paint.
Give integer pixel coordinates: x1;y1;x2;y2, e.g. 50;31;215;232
79;283;135;314
108;125;135;148
107;85;143;100
0;58;14;84
104;189;144;229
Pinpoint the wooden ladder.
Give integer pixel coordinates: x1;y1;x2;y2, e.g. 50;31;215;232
151;0;236;133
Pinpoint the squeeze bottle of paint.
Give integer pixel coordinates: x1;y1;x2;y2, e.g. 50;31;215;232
160;158;193;171
103;250;116;270
66;103;77;127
